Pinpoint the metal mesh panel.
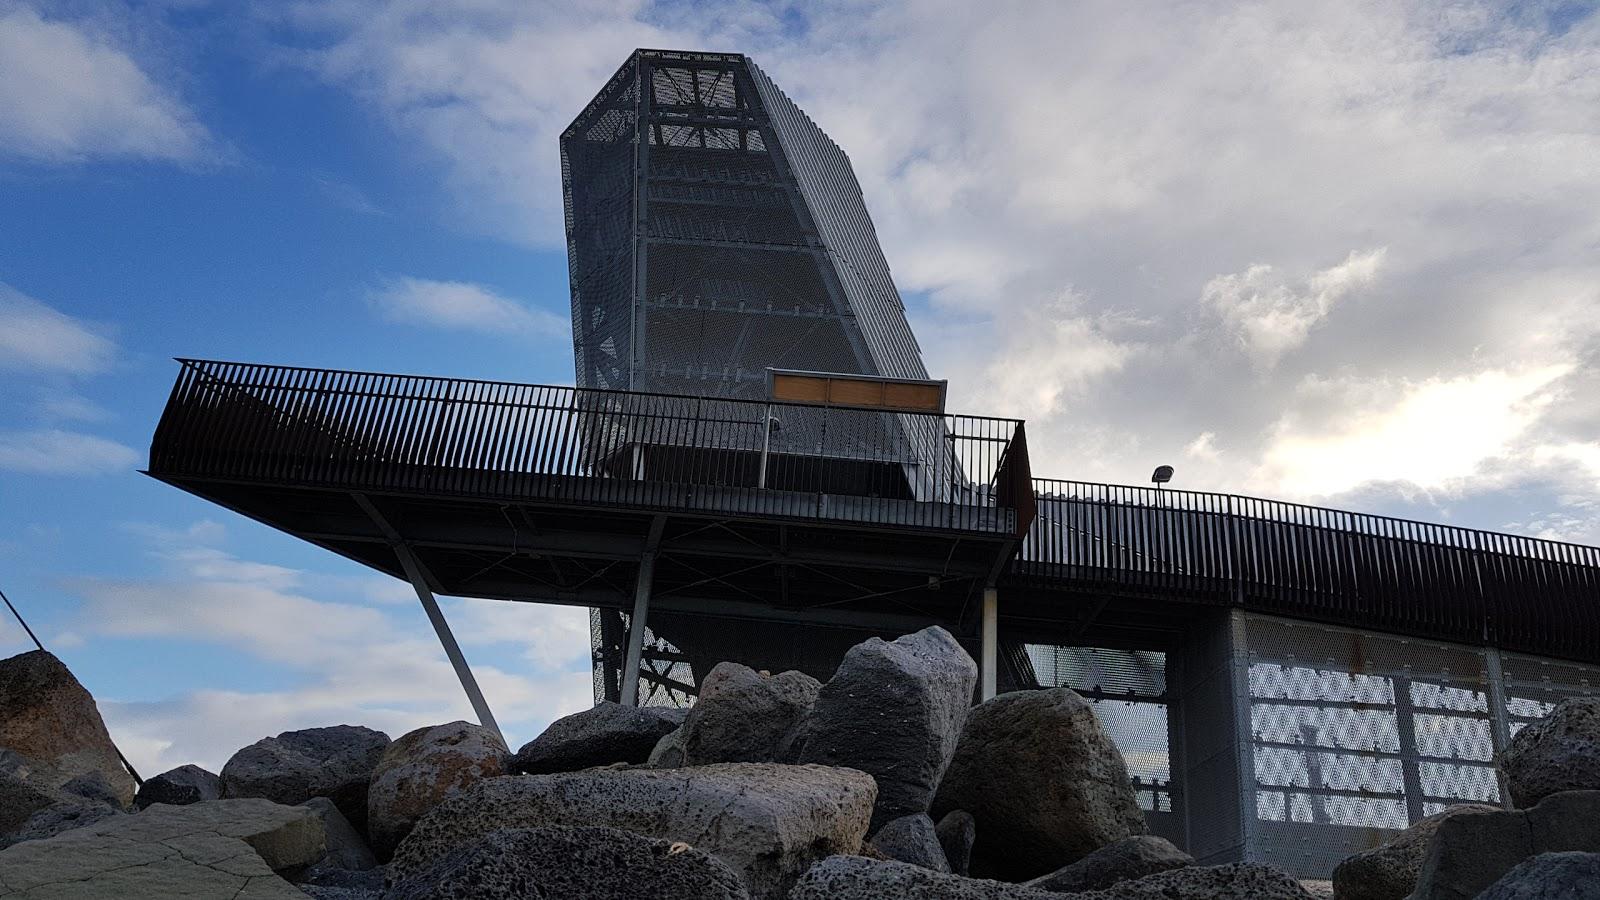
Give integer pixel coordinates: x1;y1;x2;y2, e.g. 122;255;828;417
1501;652;1600;735
1242;615;1499;877
1024;645;1178;837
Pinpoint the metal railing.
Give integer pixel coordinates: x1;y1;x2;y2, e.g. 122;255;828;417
1017;479;1600;659
150;360;1028;535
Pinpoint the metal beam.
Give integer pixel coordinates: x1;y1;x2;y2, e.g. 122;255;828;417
353;494;503;744
621;516;667;706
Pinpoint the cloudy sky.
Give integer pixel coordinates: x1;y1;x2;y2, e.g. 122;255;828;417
1;0;1597;776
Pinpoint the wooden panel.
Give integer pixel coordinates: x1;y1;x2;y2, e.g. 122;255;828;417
771;373;828;403
828;378;884;407
883;381;943;413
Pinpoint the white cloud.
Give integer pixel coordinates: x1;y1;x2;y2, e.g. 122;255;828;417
371;276;568;339
0;284;116;375
1202;249;1387;371
72;524;593;773
0;5;210;163
0;429;138;475
1255;364;1573;499
1185;432;1221;463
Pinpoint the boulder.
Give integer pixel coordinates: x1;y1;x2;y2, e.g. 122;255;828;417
385;825;750;900
1500;697;1600;808
296;866;385;900
1026;834;1193;893
0;769;60;837
303;796;377;871
388;762;875;900
678;663;820;766
936;809;977;876
788;856;1068;899
1071;862;1317;899
649;724;687;768
871;812;950;872
1411;790;1600;900
511;701;684;775
932;687;1147;880
796;626;977;830
1476;851;1600;899
0;798;324;898
366;720;507;860
1330;803;1498;900
0;650;136;808
135;763;223;810
221;724;389;835
1;799;121;848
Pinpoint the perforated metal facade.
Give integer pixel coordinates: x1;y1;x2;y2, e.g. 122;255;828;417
563;49;928;399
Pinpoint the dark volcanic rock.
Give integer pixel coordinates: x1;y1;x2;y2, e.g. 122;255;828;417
796;626;977;831
385;825;749;900
0;799;121;848
1476;851;1600;899
511;701;684;774
678;663;819;766
1073;861;1317;899
1411;790;1600;900
933;687;1147;880
388;763;874;900
788;855;1061;900
366;721;507;861
303;796;377;871
1026;834;1193;893
1500;696;1600;808
221;724;389;836
936;809;977;876
0;769;62;838
135;763;222;809
0;650;136;807
1330;803;1498;900
871;812;950;872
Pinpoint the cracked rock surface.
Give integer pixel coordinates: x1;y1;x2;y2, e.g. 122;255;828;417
0;797;325;899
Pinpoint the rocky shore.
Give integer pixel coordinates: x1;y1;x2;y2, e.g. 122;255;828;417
3;629;1599;898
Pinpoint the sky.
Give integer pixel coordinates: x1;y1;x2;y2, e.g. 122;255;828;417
1;0;1598;777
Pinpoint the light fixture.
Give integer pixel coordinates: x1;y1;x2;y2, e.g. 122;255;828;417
1151;465;1174;488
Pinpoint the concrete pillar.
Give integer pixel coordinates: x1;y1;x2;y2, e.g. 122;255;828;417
620;551;658;706
981;586;998;701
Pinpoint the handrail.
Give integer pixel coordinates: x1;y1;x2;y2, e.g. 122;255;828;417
150;360;1027;536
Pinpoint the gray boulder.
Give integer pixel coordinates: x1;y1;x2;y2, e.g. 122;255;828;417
0;797;325;897
59;771;123;809
303;796;377;871
789;856;1074;899
1476;851;1600;899
296;866;385;900
649;724;688;768
1;799;121;848
1026;834;1193;893
679;663;820;766
388;763;875;900
0;769;60;837
135;763;222;809
0;650;136;808
796;626;977;830
385;825;750;900
512;701;685;774
1070;862;1317;898
367;721;507;861
1412;790;1600;900
937;809;977;876
1500;697;1600;808
933;687;1147;880
221;724;389;836
871;812;950;872
1330;803;1498;900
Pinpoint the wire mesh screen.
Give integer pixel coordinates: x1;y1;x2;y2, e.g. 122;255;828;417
1501;652;1600;736
1242;615;1500;877
1023;645;1178;840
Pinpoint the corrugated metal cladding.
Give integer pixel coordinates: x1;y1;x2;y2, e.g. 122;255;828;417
561;49;929;397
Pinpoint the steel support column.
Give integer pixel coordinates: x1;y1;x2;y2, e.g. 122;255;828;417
981;586;998;701
394;543;504;745
621;516;667;706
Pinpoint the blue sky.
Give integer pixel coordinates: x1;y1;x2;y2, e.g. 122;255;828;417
3;0;1599;774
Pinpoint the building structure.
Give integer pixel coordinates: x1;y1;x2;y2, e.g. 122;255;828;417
145;49;1600;878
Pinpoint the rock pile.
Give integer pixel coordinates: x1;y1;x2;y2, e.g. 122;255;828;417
10;636;1600;899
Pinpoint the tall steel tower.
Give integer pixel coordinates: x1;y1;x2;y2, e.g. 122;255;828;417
562;49;930;398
